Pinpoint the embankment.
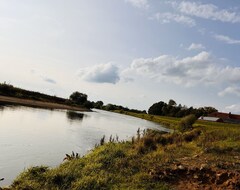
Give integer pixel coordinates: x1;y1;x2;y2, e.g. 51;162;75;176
0;95;89;111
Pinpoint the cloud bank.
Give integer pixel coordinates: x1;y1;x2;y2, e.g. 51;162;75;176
218;87;240;97
125;0;149;9
187;43;205;50
225;104;240;113
78;63;120;84
154;12;196;27
177;1;240;23
125;52;240;95
214;34;240;45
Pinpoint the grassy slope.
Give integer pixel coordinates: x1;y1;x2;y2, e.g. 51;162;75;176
8;112;240;190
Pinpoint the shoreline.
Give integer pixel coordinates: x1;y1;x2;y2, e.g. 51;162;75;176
0;95;90;112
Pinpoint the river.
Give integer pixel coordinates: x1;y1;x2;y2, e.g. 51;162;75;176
0;105;169;186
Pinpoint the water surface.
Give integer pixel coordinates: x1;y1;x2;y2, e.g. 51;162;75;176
0;105;168;186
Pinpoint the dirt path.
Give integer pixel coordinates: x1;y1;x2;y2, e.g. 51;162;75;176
0;95;90;111
149;155;240;190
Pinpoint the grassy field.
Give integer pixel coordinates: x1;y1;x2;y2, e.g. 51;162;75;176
5;111;240;190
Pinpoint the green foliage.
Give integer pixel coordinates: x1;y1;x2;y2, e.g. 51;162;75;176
104;104;115;111
113;110;180;130
100;103;146;114
69;91;88;105
168;99;176;106
100;135;105;146
72;175;109;190
83;100;94;109
94;101;104;109
136;136;157;154
178;114;197;132
148;101;166;115
148;99;217;118
11;166;48;189
63;151;80;161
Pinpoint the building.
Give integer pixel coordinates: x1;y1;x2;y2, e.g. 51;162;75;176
207;112;240;124
198;116;223;122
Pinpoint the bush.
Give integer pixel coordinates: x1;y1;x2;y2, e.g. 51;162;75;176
178;114;197;132
183;129;201;142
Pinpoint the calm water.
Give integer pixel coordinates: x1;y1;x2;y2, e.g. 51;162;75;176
0;105;169;186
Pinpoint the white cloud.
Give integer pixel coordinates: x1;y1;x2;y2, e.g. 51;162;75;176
30;69;57;85
125;0;149;9
225;104;240;114
122;77;134;83
218;87;240;97
214;34;240;45
187;43;205;50
177;1;240;23
154;12;196;27
78;63;120;84
127;51;240;88
43;77;57;84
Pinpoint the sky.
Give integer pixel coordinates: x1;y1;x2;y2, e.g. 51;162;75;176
1;0;240;113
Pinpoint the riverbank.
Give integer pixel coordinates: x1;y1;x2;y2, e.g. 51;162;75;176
0;95;90;112
3;111;240;189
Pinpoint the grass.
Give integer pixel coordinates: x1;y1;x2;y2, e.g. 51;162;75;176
8;111;240;190
114;110;181;129
11;141;170;190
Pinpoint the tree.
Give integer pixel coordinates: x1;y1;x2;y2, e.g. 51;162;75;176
69;91;88;105
148;101;166;115
83;101;94;109
168;99;176;107
105;104;115;111
94;101;104;109
203;106;218;115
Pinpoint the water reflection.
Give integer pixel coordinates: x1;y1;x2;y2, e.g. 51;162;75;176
66;111;85;122
0;103;22;111
0;105;4;111
0;102;7;109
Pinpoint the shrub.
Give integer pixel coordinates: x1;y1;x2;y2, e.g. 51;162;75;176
178;114;197;132
135;135;157;154
183;129;201;142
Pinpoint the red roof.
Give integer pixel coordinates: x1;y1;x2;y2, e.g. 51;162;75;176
208;112;240;120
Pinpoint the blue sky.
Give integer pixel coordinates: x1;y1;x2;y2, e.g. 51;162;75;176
1;0;240;113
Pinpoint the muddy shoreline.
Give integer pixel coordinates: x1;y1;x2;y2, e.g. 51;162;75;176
0;95;90;112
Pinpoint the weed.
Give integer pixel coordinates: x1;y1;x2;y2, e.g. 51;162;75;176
63;151;80;161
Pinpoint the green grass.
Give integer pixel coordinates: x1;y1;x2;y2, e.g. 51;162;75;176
9;111;240;190
11;141;170;190
114;110;180;129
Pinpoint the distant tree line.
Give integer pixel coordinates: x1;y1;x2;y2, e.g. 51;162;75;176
148;99;217;118
68;91;146;113
0;82;218;116
101;103;146;114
